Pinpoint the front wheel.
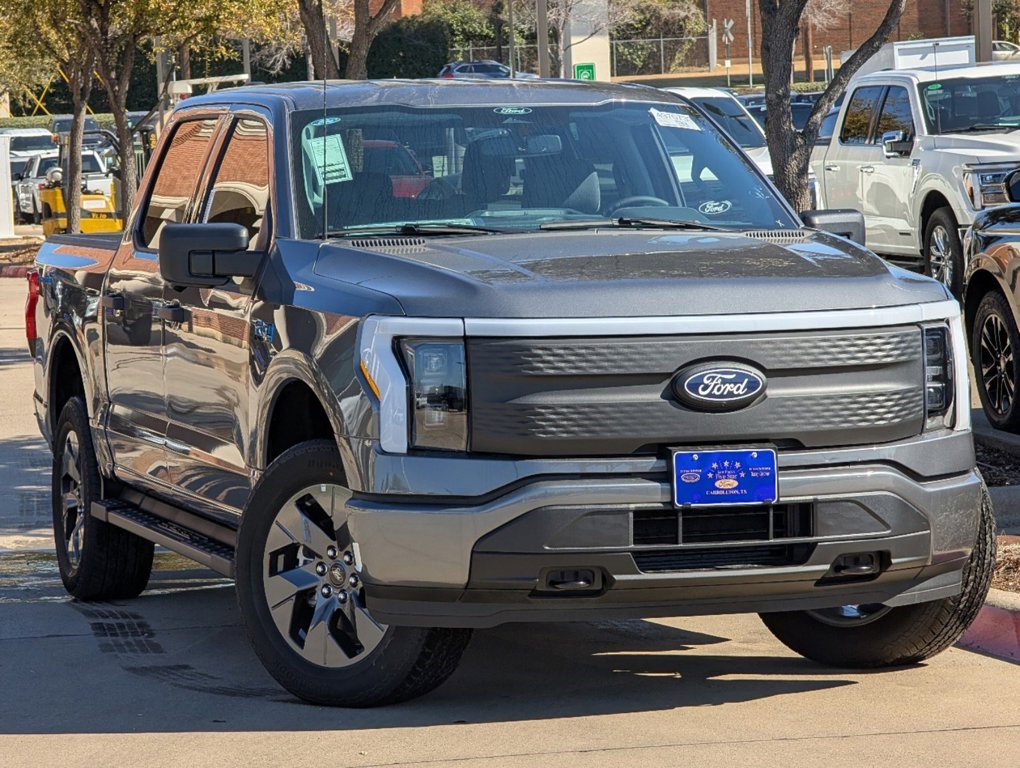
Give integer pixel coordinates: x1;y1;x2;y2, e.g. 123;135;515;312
235;440;472;707
923;207;963;297
972;290;1020;432
759;483;995;668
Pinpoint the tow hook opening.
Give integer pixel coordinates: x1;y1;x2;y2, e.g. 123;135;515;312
817;552;889;585
533;567;607;597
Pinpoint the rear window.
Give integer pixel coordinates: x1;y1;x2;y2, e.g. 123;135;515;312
11;135;53;152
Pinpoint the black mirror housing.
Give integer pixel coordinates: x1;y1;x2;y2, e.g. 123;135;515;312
800;208;866;246
881;130;914;158
158;223;254;287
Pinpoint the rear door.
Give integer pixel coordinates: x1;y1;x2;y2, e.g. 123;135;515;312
103;115;221;492
820;85;884;228
161;112;273;516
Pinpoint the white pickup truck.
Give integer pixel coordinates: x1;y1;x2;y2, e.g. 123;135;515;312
811;61;1020;295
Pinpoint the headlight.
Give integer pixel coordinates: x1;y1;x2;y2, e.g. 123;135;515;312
400;339;468;451
923;325;954;430
963;163;1018;209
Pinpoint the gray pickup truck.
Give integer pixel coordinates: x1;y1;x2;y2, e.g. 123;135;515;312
28;79;994;707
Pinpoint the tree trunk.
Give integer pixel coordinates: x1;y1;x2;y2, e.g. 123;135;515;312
65;61;94;235
344;0;401;80
95;38;139;218
758;0;907;213
297;0;342;79
179;44;191;80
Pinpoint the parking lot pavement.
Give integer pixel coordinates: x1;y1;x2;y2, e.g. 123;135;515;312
2;278;1020;767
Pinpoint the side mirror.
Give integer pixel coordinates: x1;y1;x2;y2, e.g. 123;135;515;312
11;172;22;181
800;208;866;246
158;223;254;287
881;130;913;158
1005;169;1020;203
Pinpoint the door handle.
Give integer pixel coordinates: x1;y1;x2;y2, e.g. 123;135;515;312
100;293;125;311
824;164;840;172
860;165;875;174
157;303;188;323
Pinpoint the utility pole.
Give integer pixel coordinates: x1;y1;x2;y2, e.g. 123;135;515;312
746;0;753;87
508;0;516;75
537;0;551;77
976;0;993;62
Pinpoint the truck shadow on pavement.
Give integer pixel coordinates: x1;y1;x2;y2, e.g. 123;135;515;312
1;561;864;734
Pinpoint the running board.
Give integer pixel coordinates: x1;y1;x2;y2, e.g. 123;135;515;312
91;499;236;578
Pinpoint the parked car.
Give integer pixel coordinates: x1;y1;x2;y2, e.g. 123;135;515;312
964;170;1020;431
29;78;992;709
1;128;55;158
438;60;539;79
748;101;815;131
12;151;59;223
666;87;818;208
993;40;1020;61
811;60;1020;296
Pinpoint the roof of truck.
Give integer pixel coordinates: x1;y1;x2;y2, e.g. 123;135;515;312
853;60;1020;84
179;78;685;113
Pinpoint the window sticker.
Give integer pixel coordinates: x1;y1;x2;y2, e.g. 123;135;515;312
306;133;353;185
650;108;701;131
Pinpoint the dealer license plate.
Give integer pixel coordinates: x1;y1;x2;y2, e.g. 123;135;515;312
672;448;778;507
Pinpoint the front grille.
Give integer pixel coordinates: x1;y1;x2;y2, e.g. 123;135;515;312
468;327;924;456
633;503;813;546
633;544;815;572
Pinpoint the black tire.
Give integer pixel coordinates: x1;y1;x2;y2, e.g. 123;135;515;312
972;290;1020;432
52;396;154;600
235;439;471;707
759;482;996;668
32;202;42;225
923;207;963;297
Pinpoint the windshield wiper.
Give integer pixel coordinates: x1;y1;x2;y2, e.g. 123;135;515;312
540;217;725;232
323;222;510;238
951;124;1020;133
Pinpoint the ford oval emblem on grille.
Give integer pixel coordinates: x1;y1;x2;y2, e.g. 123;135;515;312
673;362;767;412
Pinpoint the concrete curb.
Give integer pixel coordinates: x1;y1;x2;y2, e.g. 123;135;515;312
959;590;1020;663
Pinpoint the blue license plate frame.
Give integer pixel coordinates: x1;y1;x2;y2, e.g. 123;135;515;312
672;448;778;507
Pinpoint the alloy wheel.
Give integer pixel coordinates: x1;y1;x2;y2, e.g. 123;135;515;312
261;483;387;667
59;432;86;573
928;224;953;289
980;311;1016;416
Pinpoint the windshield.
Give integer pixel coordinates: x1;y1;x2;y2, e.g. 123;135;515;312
11;135;53;152
81;154;104;173
291;101;796;238
37;157;59;176
918;75;1020;133
10;159;29;176
691;96;766;149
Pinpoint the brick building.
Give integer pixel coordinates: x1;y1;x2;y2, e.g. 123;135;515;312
705;1;973;61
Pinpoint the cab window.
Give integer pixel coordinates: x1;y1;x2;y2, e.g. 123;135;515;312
840;86;884;145
874;86;914;142
201;118;271;250
140;118;218;249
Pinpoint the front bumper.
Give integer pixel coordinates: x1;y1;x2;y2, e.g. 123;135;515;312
348;438;983;629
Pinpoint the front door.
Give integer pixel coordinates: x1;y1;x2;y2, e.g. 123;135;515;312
162;114;273;516
103;116;221;492
864;86;919;258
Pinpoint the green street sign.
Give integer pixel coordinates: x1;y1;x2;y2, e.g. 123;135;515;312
573;63;596;81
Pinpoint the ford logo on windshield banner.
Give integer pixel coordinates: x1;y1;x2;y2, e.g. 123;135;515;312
673;362;767;412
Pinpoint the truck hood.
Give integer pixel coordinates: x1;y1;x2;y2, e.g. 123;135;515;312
312;229;949;318
921;132;1020;162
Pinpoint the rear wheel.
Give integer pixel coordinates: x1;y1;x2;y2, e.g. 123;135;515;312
973;290;1020;432
759;483;995;668
923;207;963;297
52;396;154;599
235;440;472;706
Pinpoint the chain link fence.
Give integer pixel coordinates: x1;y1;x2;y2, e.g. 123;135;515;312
610;36;710;77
